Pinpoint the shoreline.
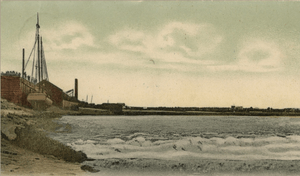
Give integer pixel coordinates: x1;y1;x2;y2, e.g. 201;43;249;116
76;107;300;116
1;138;84;176
1;99;87;175
2;99;300;175
82;158;300;175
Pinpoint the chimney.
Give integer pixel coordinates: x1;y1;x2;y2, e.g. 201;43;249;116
75;78;78;100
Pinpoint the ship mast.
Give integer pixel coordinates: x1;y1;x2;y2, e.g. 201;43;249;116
41;37;49;81
23;13;49;84
37;13;40;82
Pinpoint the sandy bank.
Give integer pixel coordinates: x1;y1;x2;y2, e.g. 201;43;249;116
1;138;84;176
1;99;88;175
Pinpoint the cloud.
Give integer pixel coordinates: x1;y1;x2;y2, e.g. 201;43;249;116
18;20;96;59
208;39;284;73
237;39;283;71
18;20;288;74
155;22;222;58
108;29;147;53
42;21;95;50
107;21;223;66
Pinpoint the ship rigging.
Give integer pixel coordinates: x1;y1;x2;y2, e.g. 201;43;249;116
23;13;49;84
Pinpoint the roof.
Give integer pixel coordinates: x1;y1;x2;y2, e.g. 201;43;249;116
37;80;63;91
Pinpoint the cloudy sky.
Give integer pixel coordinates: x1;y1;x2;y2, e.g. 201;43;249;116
1;1;300;108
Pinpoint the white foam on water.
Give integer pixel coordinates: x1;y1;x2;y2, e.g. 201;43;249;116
292;121;300;125
287;135;300;142
66;135;300;161
107;138;125;144
53;116;300;161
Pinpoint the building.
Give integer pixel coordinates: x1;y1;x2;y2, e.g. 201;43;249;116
1;14;78;110
37;80;79;109
1;74;78;109
98;103;125;114
1;74;38;108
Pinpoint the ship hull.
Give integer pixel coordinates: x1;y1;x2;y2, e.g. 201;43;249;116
27;93;52;110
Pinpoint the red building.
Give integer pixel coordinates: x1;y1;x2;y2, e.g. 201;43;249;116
1;75;78;109
1;75;37;108
37;80;64;107
37;80;78;108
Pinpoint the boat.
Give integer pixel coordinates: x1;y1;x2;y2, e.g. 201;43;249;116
24;13;52;110
27;93;53;110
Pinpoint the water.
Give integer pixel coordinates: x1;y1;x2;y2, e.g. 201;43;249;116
48;115;300;161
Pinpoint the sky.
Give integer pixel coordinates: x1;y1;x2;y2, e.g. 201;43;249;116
1;1;300;108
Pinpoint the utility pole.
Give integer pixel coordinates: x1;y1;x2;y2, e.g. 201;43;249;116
22;48;25;78
41;37;43;81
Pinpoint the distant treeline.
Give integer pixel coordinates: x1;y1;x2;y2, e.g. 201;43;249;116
76;101;300;116
125;106;300;113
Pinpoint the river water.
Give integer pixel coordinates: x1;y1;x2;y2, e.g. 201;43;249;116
48;115;300;161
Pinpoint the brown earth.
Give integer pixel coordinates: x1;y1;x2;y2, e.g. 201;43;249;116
1;138;84;176
1;99;87;175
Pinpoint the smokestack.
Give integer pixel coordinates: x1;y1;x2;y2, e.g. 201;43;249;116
22;48;25;78
75;78;78;100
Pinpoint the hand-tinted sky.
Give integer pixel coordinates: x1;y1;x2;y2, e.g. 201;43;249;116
1;1;300;108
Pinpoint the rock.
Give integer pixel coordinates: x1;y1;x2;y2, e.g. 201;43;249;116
1;122;24;140
71;151;88;163
148;137;169;142
81;165;100;173
13;125;88;163
173;144;177;150
115;149;121;152
86;158;96;161
276;133;286;138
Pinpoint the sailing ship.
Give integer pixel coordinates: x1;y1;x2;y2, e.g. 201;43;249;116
24;13;52;109
1;13;80;110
